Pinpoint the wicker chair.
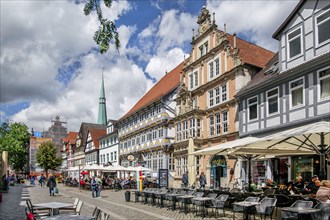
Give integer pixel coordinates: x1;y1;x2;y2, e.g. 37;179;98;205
210;194;229;217
250;197;277;220
281;200;313;220
233;196;260;220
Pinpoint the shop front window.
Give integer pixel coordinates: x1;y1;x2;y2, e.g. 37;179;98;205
292;155;318;182
252;160;267;184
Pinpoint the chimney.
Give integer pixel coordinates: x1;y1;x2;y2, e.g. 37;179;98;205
233;32;237;48
224;23;226;34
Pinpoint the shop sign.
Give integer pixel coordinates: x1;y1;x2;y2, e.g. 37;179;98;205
158;169;168;188
211;155;226;167
127;155;134;161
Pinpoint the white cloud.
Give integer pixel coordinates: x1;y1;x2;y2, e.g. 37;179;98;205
145;48;186;80
2;0;151;131
206;0;299;51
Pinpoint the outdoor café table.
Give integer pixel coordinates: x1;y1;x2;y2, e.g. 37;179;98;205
154;192;167;207
281;207;321;220
177;195;194;214
42;214;94;220
192;197;214;217
232;201;260;220
34;202;74;216
166;193;182;210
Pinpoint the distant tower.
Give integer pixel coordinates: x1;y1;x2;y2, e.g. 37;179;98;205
97;74;107;125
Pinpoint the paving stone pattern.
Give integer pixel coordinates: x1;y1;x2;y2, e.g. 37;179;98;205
0;182;282;220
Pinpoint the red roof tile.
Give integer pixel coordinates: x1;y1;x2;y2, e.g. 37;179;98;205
120;62;184;120
227;34;275;69
88;128;106;149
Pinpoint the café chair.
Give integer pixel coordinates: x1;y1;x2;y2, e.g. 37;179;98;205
274;194;291;216
26;199;51;218
250;197;277;220
311;202;330;220
91;207;101;219
281;200;313;220
210;194;229;217
59;200;84;215
233;196;260;220
58;197;79;213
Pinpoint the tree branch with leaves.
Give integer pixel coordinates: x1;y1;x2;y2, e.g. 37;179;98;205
84;0;120;54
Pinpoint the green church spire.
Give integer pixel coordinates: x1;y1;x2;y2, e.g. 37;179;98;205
97;74;107;125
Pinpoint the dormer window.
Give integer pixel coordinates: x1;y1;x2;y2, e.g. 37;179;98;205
287;27;302;59
316;9;330;45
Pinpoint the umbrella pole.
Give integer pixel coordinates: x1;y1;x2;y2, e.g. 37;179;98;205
319;133;327;180
248;156;252;192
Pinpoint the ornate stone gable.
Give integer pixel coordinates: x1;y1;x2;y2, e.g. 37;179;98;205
197;6;212;36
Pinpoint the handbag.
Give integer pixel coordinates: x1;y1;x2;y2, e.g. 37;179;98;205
54;187;59;194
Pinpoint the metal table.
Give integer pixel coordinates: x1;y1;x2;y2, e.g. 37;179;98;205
34;202;74;216
232;201;260;220
177;195;194;214
192;197;214;217
42;214;94;220
281;207;321;220
166;193;182;210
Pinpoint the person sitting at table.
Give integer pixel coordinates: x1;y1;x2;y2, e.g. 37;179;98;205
316;180;330;202
285;181;299;195
310;179;321;195
266;178;277;188
303;175;318;194
293;176;304;191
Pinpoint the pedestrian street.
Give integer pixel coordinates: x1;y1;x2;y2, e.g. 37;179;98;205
0;182;288;220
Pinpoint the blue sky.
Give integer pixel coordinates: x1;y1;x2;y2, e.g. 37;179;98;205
0;0;299;132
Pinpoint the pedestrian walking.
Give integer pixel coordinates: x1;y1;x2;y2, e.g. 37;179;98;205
96;176;102;198
91;176;97;198
39;174;45;187
182;171;188;188
46;174;56;196
199;172;207;189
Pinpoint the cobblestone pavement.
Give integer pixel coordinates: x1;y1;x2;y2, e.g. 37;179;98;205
0;182;282;220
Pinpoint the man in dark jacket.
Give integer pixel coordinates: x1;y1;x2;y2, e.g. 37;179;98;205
182;171;188;188
46;175;57;196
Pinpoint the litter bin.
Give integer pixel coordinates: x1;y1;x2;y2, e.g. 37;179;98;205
125;191;131;202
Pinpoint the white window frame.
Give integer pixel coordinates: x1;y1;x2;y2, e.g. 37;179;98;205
315;9;330;46
209;61;214;80
221;83;228;102
222;111;228;133
215;57;220;76
317;66;330;101
266;87;279;116
194;71;198;87
209;115;215;136
289;77;305;109
247;96;258;121
287;26;303;60
208;90;214;107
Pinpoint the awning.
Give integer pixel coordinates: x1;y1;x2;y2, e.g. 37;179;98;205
190;136;261;156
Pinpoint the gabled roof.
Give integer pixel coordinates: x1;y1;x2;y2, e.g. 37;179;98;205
87;128;106;150
63;132;78;145
120;62;184;120
236;53;279;97
272;0;305;39
227;34;275;69
77;122;106;147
